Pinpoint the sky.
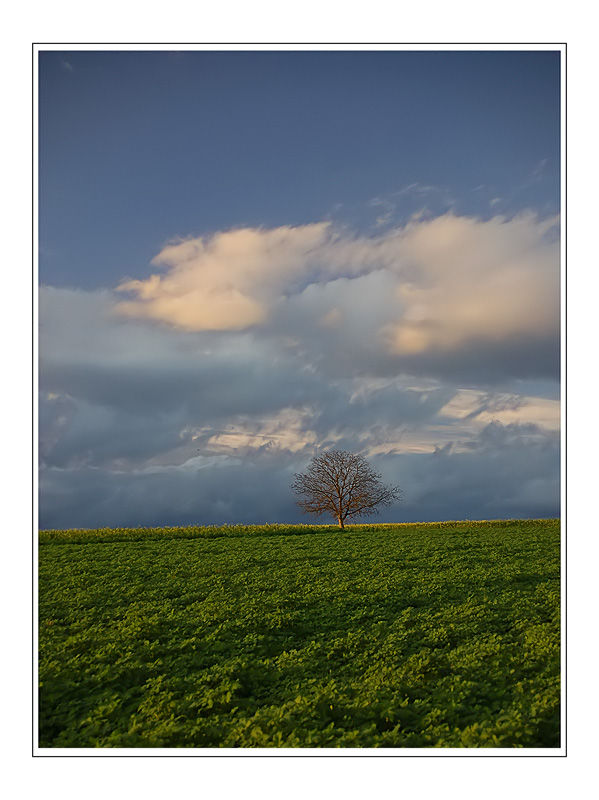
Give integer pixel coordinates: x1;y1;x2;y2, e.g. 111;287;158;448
37;47;562;530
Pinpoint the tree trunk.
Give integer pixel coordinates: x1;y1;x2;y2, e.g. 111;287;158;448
338;516;345;529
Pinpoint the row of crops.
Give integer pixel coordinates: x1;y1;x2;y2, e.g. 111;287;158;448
38;519;560;748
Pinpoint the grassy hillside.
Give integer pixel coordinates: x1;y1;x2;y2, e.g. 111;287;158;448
38;519;560;748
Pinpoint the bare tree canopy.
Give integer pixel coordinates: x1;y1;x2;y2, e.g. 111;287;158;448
291;450;402;529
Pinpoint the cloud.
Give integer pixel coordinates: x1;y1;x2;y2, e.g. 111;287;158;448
39;419;560;531
384;213;559;355
531;158;549;180
114;213;559;384
116;223;337;331
372;420;560;523
39;287;334;424
38;211;561;529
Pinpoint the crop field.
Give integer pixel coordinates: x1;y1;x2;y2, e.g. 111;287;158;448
38;519;560;748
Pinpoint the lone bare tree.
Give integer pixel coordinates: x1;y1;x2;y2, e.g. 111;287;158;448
291;450;402;529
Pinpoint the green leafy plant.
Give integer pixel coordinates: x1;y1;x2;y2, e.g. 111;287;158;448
39;519;560;748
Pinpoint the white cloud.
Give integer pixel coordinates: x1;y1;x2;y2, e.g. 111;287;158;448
385;212;559;355
439;389;560;431
116;223;336;331
114;214;559;372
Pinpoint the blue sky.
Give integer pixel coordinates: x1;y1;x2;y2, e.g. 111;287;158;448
38;48;562;529
40;50;560;288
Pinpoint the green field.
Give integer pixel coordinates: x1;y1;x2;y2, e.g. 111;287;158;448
38;519;560;748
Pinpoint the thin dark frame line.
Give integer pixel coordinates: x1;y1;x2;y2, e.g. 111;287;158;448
563;41;567;758
32;40;36;763
34;753;561;758
33;42;567;46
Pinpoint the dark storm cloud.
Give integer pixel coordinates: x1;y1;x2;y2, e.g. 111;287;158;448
371;421;560;523
39;395;190;469
39;420;559;531
388;332;560;385
42;353;328;419
308;382;457;441
39;451;303;530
